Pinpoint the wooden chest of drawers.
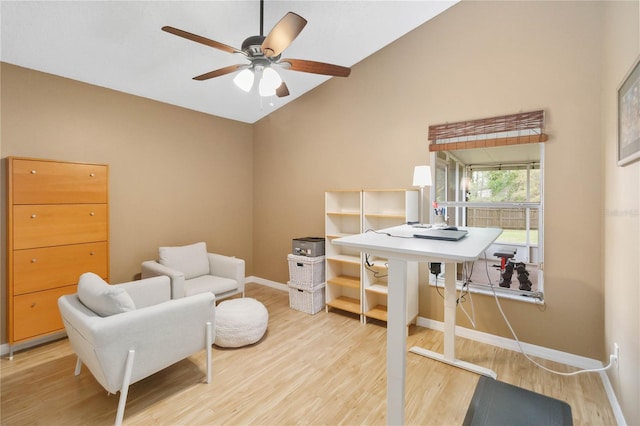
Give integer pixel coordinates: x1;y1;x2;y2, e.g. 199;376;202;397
7;157;109;353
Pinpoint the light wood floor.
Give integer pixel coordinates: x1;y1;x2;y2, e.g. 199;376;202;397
1;283;616;425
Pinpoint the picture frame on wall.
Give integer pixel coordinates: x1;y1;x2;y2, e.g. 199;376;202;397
617;55;640;166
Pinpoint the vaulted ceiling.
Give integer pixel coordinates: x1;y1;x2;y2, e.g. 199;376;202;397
1;1;458;123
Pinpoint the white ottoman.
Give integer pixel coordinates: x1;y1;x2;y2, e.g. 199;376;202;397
214;298;268;348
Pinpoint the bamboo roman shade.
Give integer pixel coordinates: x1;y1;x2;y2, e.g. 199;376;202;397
428;110;548;152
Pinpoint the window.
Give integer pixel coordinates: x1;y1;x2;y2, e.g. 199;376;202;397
466;165;540;245
432;145;544;303
428;111;547;303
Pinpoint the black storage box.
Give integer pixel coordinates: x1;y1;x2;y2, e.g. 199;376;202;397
292;237;325;257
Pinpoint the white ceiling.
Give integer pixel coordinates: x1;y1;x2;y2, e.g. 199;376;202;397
1;1;458;124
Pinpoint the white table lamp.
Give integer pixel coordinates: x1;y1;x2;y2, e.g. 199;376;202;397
413;165;432;224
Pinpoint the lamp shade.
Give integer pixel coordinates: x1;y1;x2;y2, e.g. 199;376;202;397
233;69;254;92
413;165;432;187
259;67;282;97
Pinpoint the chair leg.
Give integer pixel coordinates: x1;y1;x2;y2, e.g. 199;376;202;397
206;322;212;384
74;357;82;376
115;349;136;426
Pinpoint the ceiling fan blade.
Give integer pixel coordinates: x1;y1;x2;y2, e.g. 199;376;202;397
162;26;245;56
261;12;307;58
193;65;246;81
276;81;290;98
280;58;351;77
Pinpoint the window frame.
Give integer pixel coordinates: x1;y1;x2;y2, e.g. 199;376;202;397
429;145;545;304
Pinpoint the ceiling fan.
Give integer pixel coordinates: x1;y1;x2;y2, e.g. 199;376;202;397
162;0;351;98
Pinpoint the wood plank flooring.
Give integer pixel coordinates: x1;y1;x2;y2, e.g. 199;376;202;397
1;283;616;425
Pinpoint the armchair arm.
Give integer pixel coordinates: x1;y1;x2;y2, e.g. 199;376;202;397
141;260;187;299
64;292;215;394
208;253;245;294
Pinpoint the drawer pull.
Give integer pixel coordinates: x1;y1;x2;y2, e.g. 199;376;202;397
90;252;95;256
90;173;95;177
90;212;95;216
31;170;37;174
31;214;37;219
31;303;37;308
31;258;37;263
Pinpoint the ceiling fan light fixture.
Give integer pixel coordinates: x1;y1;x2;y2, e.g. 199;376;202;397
233;68;255;92
163;0;351;100
258;67;282;97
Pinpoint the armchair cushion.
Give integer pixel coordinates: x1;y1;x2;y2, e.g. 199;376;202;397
159;242;209;280
184;275;238;297
77;272;136;317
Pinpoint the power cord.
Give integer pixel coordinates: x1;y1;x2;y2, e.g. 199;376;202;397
430;263;445;300
365;253;388;278
482;253;615;375
365;228;415;239
430;262;477;328
458;261;477;328
365;227;609;373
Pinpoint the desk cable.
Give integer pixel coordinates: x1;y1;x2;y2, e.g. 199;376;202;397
458;261;477;329
364;228;413;238
482;253;615;376
368;228;613;374
432;262;477;329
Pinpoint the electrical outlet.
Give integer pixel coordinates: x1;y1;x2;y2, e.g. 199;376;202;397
614;343;620;369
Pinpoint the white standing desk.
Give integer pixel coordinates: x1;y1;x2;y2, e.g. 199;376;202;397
333;225;502;425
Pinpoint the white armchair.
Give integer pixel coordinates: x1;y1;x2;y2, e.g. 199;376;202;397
58;273;215;426
141;242;245;301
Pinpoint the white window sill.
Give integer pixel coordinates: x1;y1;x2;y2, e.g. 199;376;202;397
428;280;545;305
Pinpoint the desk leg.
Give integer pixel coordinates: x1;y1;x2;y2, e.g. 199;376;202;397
409;262;497;379
387;258;407;426
443;261;457;360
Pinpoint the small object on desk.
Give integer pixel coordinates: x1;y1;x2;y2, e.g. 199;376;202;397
433;209;448;227
444;226;458;231
411;223;432;228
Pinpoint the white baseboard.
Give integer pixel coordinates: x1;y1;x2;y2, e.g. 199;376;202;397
1;332;67;358
416;316;601;369
599;370;628;426
246;276;288;292
415;316;625;425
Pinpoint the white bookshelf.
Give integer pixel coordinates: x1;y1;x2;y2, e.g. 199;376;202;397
325;190;363;319
325;189;419;326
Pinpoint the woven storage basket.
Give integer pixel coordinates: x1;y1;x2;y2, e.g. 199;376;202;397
287;254;325;290
288;284;325;315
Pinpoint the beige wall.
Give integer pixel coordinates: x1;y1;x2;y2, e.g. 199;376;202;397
0;63;254;343
254;0;607;360
602;1;640;425
1;1;638;422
